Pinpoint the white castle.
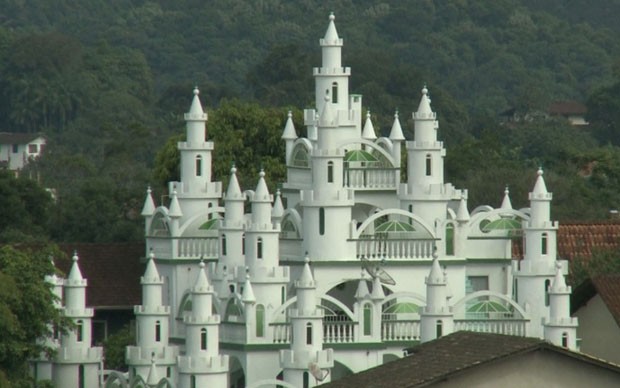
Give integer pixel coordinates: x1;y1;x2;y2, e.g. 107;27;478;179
32;14;577;388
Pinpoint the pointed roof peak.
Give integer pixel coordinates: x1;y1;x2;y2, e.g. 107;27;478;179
242;274;256;304
416;85;434;116
323;12;340;43
187;86;205;117
456;194;470;222
298;256;315;287
427;255;444;285
146;356;159;386
355;276;370;299
551;261;567;290
168;189;183;218
141;185;156;217
272;189;284;219
362;109;377;139
389;109;405;140
371;275;385;300
193;260;210;290
143;251;161;281
226;164;243;198
531;167;549;196
282;110;298;140
68;251;83;281
254;169;270;199
500;185;513;210
319;95;335;126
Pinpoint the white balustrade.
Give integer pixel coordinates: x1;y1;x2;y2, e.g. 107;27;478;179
454;319;527;336
381;320;420;341
356;239;435;259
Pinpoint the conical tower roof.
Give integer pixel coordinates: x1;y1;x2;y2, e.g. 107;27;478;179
389;110;405;141
142;252;161;283
322;12;340;44
319;95;335;127
168;190;183;218
141;186;156;217
371;276;385;300
355;274;370;299
193;261;210;291
253;170;271;201
242;274;256;304
272;189;284;219
426;255;444;285
501;186;513;210
281;111;298;140
226;165;243;198
532;167;548;196
362;110;377;140
67;251;83;281
416;86;433;117
456;194;470;222
297;257;315;288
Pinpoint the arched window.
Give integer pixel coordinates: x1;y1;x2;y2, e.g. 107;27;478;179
201;328;207;350
306;323;313;345
436;320;443;338
446;224;455;256
196;155;203;176
363;303;372;336
76;320;83;342
541;232;548;255
331;82;338;104
303;371;309;388
256;304;265;337
191;375;196;388
327;161;334;183
319;208;325;235
545;279;551;306
221;234;227;255
155;320;161;342
425;154;432;176
257;238;263;259
562;332;569;347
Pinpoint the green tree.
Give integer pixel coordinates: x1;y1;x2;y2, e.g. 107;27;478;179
102;325;134;371
0;245;71;386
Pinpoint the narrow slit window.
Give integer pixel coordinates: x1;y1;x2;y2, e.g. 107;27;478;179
221;234;227;255
196;155;203;176
257;237;263;259
327;161;334;183
425;154;432;176
319;208;325;235
77;320;83;342
201;328;207;350
306;323;312;345
331;82;338;103
545;279;551;306
541;233;548;255
436;320;443;338
155;320;161;342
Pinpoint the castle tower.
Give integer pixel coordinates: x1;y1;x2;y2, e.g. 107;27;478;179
127;253;178;382
514;168;563;338
212;166;247;297
544;262;578;350
53;253;102;388
178;262;228;388
282;111;298;166
242;170;289;339
281;259;333;387
169;87;222;218
420;255;454;342
402;86;453;230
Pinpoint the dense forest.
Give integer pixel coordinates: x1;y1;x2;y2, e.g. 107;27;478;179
1;0;620;243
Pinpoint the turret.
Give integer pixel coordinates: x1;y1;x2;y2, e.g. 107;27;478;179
514;168;562;338
420;255;454;342
361;110;377;140
389;110;405;168
142;186;156;235
500;186;513;211
281;258;333;387
127;253;178;382
544;262;578;350
178;262;228;388
53;253;102;388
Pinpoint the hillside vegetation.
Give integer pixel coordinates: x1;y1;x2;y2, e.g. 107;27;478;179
0;0;619;242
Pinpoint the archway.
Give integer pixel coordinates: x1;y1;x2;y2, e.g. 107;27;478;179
229;356;246;388
331;360;354;382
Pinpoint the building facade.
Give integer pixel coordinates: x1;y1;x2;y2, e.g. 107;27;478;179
34;14;577;388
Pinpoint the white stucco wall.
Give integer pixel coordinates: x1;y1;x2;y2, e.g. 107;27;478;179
574;294;620;364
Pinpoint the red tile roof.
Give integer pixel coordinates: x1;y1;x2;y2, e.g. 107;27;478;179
512;221;620;261
591;275;620;327
548;101;587;116
55;243;145;309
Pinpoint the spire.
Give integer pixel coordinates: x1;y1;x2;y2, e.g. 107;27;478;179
551;261;567;290
272;189;284;219
323;12;340;43
194;261;210;291
188;86;205;117
141;186;156;217
297;257;315;288
532;167;548;196
416;85;433;117
146;356;160;387
319;95;335;127
362;110;377;140
389;110;405;141
143;251;161;281
281;111;298;140
254;170;270;201
68;251;83;281
500;186;513;210
427;254;444;285
355;274;370;299
456;194;470;222
370;276;385;300
226;165;243;198
168;189;183;218
241;274;256;304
